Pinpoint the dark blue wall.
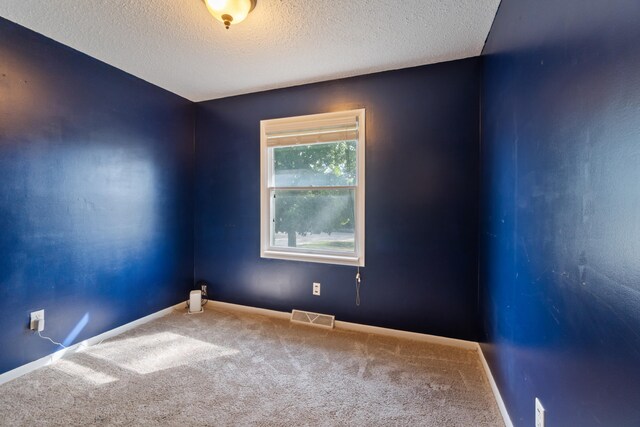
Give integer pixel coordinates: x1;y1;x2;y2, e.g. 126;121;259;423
0;18;194;375
195;59;481;341
481;0;640;425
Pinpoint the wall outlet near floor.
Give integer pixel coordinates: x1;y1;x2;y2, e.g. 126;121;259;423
312;282;321;296
30;309;45;331
535;398;545;427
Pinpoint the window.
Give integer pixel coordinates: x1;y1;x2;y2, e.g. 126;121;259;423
260;109;365;266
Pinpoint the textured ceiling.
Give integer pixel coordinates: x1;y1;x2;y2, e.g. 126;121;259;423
0;1;501;102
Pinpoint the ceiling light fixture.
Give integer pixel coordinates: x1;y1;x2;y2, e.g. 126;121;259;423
203;0;257;30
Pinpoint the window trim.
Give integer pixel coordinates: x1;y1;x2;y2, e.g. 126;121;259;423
260;109;365;267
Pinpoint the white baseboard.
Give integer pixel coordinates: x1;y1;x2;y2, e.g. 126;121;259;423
334;320;478;350
205;300;291;320
477;343;513;427
206;300;477;350
0;302;184;386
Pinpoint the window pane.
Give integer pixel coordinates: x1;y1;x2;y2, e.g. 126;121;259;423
271;189;355;253
273;141;357;187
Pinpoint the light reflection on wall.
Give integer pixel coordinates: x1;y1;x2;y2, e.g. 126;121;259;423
63;313;90;347
17;143;158;275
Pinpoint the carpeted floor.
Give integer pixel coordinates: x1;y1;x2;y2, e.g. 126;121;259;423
0;305;504;426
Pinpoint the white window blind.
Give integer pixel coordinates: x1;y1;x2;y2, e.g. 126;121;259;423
265;115;359;147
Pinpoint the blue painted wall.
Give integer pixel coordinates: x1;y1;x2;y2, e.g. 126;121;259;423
481;0;640;425
195;59;482;341
0;18;194;375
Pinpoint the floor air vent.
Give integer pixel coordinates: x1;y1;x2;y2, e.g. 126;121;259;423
291;309;335;329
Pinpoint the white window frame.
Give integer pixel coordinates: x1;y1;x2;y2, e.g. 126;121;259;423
260;109;365;266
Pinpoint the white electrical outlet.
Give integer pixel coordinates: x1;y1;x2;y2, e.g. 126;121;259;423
313;282;321;296
30;309;45;331
535;398;545;427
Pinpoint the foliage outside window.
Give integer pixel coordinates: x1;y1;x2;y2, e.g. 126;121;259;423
260;109;365;266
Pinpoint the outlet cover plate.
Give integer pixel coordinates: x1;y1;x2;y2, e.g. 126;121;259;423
30;309;45;331
313;282;321;296
535;398;545;427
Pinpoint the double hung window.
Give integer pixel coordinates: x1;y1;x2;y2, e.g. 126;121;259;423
260;109;365;266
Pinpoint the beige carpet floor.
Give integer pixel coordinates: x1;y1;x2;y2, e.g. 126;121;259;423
0;305;504;426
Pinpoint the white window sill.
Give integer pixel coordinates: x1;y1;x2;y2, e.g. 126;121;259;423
262;249;363;267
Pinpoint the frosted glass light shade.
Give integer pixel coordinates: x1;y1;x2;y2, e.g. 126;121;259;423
204;0;256;29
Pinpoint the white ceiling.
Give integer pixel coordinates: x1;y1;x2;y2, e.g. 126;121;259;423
0;0;500;102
